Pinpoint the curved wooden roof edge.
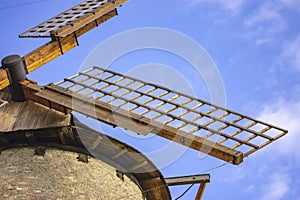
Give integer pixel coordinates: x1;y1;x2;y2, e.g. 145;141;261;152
0;115;171;200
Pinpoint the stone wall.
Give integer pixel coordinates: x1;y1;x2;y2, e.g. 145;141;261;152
0;148;143;200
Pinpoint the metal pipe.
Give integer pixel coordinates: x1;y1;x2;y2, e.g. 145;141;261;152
1;54;27;102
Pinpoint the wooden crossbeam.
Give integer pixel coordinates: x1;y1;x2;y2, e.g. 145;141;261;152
165;174;209;200
165;174;210;186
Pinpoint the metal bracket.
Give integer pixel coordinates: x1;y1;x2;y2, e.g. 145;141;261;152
57;37;64;55
77;154;89;163
0;99;8;108
22;57;29;74
116;170;125;181
73;32;79;46
34;147;46;156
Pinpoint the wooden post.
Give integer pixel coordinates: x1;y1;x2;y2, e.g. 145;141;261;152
195;183;207;200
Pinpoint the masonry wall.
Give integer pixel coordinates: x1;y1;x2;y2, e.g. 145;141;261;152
0;148;143;200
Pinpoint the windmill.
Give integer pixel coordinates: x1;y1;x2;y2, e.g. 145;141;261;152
0;0;287;199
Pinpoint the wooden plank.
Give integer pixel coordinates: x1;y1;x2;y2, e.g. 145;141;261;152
20;80;244;165
195;183;207;200
165;174;210;186
0;88;70;132
0;69;9;90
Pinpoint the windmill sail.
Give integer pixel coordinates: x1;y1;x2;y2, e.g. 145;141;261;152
19;0;127;38
21;67;287;165
0;0;128;91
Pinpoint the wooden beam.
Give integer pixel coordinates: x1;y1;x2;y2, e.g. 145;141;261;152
165;174;210;186
195;183;207;200
0;69;9;90
0;9;117;91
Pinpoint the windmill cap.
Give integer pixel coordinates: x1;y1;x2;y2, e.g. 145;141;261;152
1;54;22;68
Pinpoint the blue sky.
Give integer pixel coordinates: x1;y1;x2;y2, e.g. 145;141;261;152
1;0;300;199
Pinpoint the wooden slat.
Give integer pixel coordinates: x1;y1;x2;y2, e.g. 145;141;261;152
0;69;9;90
0;90;71;132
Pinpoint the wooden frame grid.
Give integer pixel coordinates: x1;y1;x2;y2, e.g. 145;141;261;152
19;0;127;38
53;67;287;158
21;67;287;164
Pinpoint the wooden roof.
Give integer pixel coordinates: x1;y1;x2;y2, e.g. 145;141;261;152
0;89;171;200
0;88;71;132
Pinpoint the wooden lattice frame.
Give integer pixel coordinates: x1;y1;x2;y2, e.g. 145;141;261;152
1;0;127;91
21;67;287;165
19;0;127;38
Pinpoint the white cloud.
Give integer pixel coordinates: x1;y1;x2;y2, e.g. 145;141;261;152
278;0;300;10
186;0;246;13
255;38;274;45
259;173;290;200
244;4;281;26
221;167;246;183
244;184;255;193
243;2;287;44
244;0;300;27
282;35;300;71
257;98;300;163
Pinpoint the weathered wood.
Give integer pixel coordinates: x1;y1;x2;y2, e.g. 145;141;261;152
0;89;71;132
0;69;9;90
165;174;210;186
